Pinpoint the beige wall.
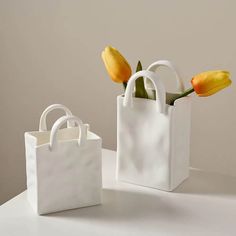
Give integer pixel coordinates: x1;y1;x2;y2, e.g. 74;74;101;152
0;0;235;204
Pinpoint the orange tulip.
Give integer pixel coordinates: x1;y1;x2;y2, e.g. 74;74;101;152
191;70;231;97
101;46;132;83
170;70;231;105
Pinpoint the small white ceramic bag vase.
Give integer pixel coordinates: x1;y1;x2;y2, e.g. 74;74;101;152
117;63;191;191
25;104;102;214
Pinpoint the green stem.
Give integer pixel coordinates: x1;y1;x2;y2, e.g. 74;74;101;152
170;87;194;105
123;82;127;91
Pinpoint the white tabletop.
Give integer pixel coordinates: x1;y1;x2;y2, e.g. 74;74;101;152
1;149;236;236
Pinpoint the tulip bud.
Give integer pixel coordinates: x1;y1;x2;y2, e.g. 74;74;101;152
101;46;132;83
191;70;231;97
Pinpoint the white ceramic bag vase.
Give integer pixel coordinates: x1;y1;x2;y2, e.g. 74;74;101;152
117;68;191;191
25;104;102;214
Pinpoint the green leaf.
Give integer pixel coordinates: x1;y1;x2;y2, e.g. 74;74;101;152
123;82;127;90
135;61;149;99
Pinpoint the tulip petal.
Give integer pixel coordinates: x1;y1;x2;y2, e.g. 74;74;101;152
101;46;132;83
191;70;231;97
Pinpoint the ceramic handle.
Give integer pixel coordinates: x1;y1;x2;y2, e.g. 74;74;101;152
123;70;166;114
146;60;185;93
49;115;86;150
39;104;74;131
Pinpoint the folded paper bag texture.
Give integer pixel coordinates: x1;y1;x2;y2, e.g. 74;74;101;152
25;104;102;215
117;63;191;191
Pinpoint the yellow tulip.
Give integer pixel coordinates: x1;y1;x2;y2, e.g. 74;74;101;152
191;70;231;97
101;46;132;83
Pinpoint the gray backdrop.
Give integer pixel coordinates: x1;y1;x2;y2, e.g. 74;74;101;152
0;0;235;204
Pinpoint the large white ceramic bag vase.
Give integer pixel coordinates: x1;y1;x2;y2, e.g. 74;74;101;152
25;109;102;215
117;70;191;191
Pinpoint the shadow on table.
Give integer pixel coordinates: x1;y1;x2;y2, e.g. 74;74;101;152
46;169;236;220
47;189;189;221
174;168;236;196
